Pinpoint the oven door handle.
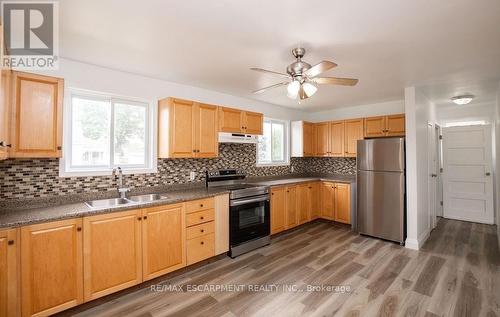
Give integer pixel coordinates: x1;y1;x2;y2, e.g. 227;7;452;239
230;196;269;207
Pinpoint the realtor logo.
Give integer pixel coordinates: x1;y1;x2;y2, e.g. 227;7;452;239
1;1;59;69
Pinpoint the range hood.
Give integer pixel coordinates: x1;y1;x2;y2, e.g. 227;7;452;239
218;132;258;144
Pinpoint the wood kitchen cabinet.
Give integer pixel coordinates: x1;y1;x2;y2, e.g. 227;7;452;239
329;121;345;157
364;114;405;138
185;198;216;265
291;121;316;157
0;70;10;161
142;203;185;281
21;219;83;317
320;182;335;220
335;183;351;224
9;71;64;158
315;122;330;157
158;98;218;158
297;184;310;225
285;186;298;228
83;209;143;301
344;119;364;157
309;182;320;219
0;228;18;317
218;106;263;135
271;187;286;234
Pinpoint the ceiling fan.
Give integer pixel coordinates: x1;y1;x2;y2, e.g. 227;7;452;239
251;48;358;100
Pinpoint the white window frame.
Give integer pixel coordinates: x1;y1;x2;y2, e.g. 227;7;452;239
59;88;157;177
256;117;290;167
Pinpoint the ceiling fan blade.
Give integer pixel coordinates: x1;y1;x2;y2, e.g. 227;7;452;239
250;68;291;79
298;85;309;100
304;61;337;78
314;77;359;86
252;82;289;94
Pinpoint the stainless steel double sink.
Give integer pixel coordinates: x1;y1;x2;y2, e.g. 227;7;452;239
85;194;168;209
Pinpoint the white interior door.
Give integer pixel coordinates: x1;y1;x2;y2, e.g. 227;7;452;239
442;125;494;224
428;123;437;230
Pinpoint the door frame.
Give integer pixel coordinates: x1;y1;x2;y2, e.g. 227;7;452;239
427;122;438;230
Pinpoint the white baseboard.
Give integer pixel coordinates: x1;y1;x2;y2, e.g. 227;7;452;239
405;238;419;250
405;229;430;250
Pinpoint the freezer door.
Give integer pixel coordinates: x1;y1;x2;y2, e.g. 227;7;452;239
357;170;405;243
357;138;405;172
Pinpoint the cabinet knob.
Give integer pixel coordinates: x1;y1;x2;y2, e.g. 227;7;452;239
137;217;142;221
201;229;204;233
143;216;148;220
77;227;82;232
200;204;204;207
200;241;204;245
0;141;12;148
7;240;14;245
200;216;204;220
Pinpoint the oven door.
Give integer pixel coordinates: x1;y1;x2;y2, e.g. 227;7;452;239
230;195;270;246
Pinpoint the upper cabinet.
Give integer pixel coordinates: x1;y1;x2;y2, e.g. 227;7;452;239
364;114;405;138
0;70;10;160
344;119;363;157
291;121;315;157
9;71;64;158
329;121;345;157
158;98;218;158
218;106;263;135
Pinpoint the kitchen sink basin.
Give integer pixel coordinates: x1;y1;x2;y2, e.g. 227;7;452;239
129;193;168;203
85;197;134;209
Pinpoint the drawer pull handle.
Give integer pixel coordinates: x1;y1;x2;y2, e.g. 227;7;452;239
200;241;204;245
200;204;204;207
201;229;204;233
200;216;204;220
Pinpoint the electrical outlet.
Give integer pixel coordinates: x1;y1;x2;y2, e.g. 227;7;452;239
291;166;294;173
190;171;196;181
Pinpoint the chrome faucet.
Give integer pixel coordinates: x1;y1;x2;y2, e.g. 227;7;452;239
112;167;130;199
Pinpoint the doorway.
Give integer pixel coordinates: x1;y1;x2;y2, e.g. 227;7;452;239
442;125;494;224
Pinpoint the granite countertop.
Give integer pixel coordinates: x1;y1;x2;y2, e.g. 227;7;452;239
247;174;356;187
0;186;230;229
0;174;355;229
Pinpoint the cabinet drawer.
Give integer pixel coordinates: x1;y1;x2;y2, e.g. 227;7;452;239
186;221;215;240
186;233;215;265
186;198;214;214
186;209;215;227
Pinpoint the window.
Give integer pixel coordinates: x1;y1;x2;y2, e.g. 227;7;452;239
257;118;289;166
61;89;155;176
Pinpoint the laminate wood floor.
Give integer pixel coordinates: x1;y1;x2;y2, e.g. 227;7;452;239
60;218;500;317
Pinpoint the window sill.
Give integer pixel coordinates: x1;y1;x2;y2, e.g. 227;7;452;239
58;167;157;178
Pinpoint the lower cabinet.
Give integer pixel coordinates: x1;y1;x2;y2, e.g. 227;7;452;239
185;199;216;265
285;186;298;229
20;219;83;317
0;228;18;317
142;204;185;281
297;184;310;225
270;187;286;234
335;183;351;224
309;182;320;219
83;209;143;302
320;182;336;220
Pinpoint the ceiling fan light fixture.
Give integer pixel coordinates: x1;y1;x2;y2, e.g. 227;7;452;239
287;80;300;99
302;82;318;97
451;95;474;105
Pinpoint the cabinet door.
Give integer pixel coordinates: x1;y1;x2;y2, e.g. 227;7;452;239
270;187;286;234
309;182;320;219
195;103;218;158
21;219;83;317
315;122;330;156
0;71;10;161
219;107;244;133
167;98;195;158
297;184;310;225
0;229;18;317
329;121;345;157
285;186;298;228
364;116;386;138
244;111;263;135
386;114;405;136
320;182;335;220
83;210;142;301
344;119;364;157
10;72;63;158
303;122;315;156
335;183;351;224
142;204;185;281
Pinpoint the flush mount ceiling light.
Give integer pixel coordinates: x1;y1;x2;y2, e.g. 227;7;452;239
451;94;474;105
251;47;358;101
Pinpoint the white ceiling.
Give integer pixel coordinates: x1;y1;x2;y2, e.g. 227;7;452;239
60;0;500;111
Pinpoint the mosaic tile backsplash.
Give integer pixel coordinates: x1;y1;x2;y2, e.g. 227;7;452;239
0;143;356;200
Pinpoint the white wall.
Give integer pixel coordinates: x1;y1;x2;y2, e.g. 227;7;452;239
436;101;496;126
496;83;500;245
34;58;305;121
405;86;436;250
304;100;404;122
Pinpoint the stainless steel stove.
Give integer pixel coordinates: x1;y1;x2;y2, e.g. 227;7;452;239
206;169;270;257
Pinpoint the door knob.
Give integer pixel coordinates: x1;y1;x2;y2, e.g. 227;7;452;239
431;174;437;177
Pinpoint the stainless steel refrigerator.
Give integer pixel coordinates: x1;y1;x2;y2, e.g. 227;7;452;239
357;137;405;244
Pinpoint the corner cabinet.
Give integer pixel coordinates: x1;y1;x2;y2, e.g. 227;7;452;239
158;98;218;158
218;106;263;135
320;182;351;224
9;71;64;158
0;228;18;317
20;219;83;317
